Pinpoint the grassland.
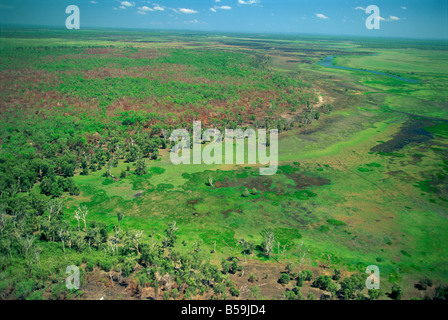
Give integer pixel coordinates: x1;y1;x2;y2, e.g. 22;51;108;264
0;27;447;300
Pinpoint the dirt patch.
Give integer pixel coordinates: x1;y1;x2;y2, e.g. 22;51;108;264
225;258;355;300
386;171;416;183
80;269;137;300
286;173;331;189
222;208;243;218
186;198;202;209
215;176;273;192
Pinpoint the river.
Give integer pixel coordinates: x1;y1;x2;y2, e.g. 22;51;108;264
317;55;419;83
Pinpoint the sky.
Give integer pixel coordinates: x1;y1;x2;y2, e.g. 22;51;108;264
0;0;447;39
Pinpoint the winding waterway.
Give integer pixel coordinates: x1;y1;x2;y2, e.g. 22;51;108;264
317;55;419;83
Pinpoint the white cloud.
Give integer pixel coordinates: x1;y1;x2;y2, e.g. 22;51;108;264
119;5;126;9
138;6;154;12
120;1;135;7
238;0;260;5
177;8;198;14
153;4;165;11
401;6;407;10
137;10;147;15
316;13;328;19
90;1;98;4
355;6;365;11
184;19;199;24
211;5;232;12
376;15;401;22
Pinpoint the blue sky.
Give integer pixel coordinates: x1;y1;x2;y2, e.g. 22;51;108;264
0;0;447;39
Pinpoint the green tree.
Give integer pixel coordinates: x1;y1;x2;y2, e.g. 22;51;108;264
279;273;290;285
389;284;402;300
368;289;383;300
135;158;147;176
339;274;365;300
312;275;334;291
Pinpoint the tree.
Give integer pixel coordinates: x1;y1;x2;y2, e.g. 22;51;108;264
368;289;383;300
75;205;88;231
47;198;64;222
312;275;334;291
339;274;365;300
260;228;275;258
230;258;239;274
285;262;294;274
278;273;290;285
135;158;147;176
221;259;231;274
126;230;143;255
40;176;62;198
283;289;296;300
332;268;341;281
389;284;402;300
298;270;313;282
207;176;214;187
248;286;261;300
60;161;75;178
57;228;70;253
238;238;255;256
416;278;433;290
242;188;250;197
117;211;124;231
163;221;178;248
74;209;81;232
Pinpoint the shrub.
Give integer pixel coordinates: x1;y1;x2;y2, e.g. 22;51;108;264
368;289;383;300
312;275;333;291
15;280;35;300
339;274;365;300
434;285;448;300
299;270;313;282
229;286;240;297
171;288;179;299
332;269;341;281
248;274;257;283
85;260;96;272
278;273;290;285
327;219;346;226
417;278;433;290
389;284;403;300
283;289;296;300
98;259;112;272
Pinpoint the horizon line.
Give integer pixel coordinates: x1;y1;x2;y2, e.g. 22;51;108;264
1;23;447;42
